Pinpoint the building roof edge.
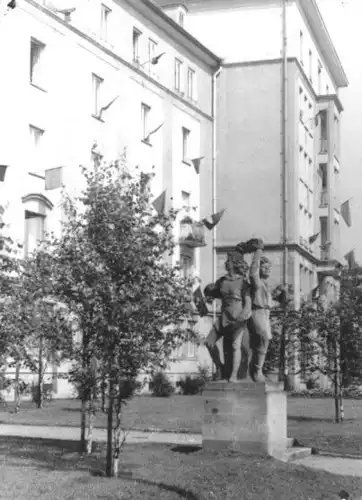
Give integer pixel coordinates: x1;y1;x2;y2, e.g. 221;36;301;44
301;0;348;88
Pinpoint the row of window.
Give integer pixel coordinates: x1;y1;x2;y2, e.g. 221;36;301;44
30;26;197;105
299;146;314;189
299;86;314;134
132;27;196;100
299;30;329;95
299;178;313;215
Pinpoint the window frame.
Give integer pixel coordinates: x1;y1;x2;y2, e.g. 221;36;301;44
181;190;191;212
30;38;46;88
299;30;304;65
100;3;111;41
179;11;185;27
133;28;141;63
187;67;195;100
24;209;46;258
308;49;313;82
182;127;190;163
92;73;103;117
174;58;183;92
141;103;151;143
148;38;157;64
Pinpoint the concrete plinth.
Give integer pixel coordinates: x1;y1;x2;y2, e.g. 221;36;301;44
202;380;287;460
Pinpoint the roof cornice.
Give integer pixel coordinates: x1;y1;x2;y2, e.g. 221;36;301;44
125;0;221;67
297;0;348;88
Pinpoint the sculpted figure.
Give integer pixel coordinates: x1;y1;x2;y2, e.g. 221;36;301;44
204;251;251;383
241;238;273;383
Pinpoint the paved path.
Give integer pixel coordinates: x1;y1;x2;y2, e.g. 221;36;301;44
294;455;362;477
0;423;202;445
1;424;362;478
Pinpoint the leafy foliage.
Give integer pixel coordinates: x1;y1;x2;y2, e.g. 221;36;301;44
149;371;175;398
176;365;211;395
46;155;195;474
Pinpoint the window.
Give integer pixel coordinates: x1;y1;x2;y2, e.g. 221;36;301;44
181;190;190;212
318;60;322;94
320;110;327;153
174;58;183;92
92;73;103;116
299;30;304;65
29;124;44;149
30;38;45;86
24;210;45;257
187;68;195;100
141;103;151;142
308;49;313;81
133;28;141;63
148;38;157;66
334;115;340;159
179;11;185;27
101;4;111;41
182;127;190;163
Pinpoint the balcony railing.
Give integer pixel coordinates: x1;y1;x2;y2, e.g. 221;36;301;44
179;218;206;248
319;190;329;208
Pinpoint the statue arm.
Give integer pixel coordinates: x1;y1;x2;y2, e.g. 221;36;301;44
250;249;263;289
204;278;223;301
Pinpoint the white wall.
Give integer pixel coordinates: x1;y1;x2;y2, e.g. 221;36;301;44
184;0;337;95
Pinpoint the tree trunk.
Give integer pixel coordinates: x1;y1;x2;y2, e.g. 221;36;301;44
106;376;114;477
80;396;87;453
112;405;123;477
14;362;20;413
37;334;44;409
334;338;342;423
86;396;95;454
101;373;107;413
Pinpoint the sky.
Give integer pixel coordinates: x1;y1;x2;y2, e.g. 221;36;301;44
317;0;362;263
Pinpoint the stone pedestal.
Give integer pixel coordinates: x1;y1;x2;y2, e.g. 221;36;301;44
202;380;287;460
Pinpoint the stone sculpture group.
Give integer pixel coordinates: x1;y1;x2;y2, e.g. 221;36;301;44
204;238;273;383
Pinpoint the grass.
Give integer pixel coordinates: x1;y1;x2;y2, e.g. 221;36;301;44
0;436;362;499
1;396;362;456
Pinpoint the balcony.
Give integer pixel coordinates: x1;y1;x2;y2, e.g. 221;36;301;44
179;217;206;248
319;190;329;208
319;138;328;154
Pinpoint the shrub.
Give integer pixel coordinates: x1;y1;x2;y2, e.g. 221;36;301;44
177;375;203;395
149;371;174;397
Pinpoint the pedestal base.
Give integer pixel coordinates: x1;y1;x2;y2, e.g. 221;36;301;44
202;380;287;460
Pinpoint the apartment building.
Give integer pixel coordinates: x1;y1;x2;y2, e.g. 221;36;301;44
157;0;348;308
0;0;221;397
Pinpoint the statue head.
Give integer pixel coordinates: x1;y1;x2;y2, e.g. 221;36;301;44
225;251;249;277
260;255;272;279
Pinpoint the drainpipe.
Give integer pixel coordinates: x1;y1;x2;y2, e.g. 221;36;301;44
282;0;288;296
281;0;289;386
212;65;222;322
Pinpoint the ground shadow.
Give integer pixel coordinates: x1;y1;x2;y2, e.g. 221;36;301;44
288;415;354;423
171;445;202;454
89;471;199;500
0;436;200;499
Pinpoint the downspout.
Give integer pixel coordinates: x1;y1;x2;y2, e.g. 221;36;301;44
281;0;289;385
282;0;288;296
212;65;222;323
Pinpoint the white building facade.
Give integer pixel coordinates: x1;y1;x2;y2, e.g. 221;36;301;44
0;0;220;397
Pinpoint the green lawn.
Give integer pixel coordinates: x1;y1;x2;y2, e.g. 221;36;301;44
1;396;362;456
0;436;361;499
